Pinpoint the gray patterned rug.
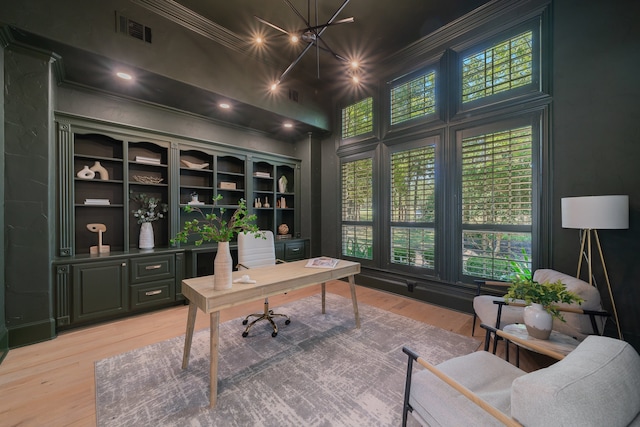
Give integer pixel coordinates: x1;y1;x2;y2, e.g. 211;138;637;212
95;293;480;426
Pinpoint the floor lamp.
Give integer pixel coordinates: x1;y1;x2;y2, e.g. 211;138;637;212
561;195;629;340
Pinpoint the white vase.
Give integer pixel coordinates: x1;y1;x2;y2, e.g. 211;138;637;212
523;303;553;339
139;222;154;249
214;241;233;290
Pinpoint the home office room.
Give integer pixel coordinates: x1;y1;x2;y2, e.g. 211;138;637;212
1;0;639;425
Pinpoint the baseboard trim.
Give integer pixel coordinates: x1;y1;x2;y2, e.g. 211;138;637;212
0;325;8;364
8;318;56;348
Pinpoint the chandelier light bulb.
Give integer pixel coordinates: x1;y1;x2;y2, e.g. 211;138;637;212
255;36;263;44
350;60;359;69
290;35;299;43
270;82;279;91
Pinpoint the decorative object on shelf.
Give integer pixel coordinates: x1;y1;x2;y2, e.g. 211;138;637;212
263;197;270;208
180;159;209;169
171;194;259;290
139;222;155;250
130;192;168;249
253;171;271;178
87;223;110;254
84;198;110;205
278;223;289;235
77;165;95;180
136;155;161;165
561;195;629;340
132;175;164;184
90;161;109;180
219;181;237;190
280;197;287;208
278;175;288;193
504;259;583;340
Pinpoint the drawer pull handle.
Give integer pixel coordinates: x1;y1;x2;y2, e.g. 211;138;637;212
145;265;162;270
291;248;300;252
145;290;162;296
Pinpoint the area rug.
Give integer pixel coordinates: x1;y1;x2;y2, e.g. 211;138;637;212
95;293;480;426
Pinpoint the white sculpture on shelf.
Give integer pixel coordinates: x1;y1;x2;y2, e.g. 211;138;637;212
278;175;288;193
90;161;109;180
87;223;110;254
76;166;95;179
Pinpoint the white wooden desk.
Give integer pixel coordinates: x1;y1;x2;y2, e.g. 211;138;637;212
181;259;361;407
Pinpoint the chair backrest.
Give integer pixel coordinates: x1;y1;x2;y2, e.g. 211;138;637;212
511;335;640;426
237;230;276;269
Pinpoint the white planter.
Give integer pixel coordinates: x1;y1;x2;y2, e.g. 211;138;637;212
139;222;154;249
214;241;233;290
523;303;553;339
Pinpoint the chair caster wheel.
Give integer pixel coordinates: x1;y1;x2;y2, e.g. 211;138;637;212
242;319;248;325
242;331;249;337
271;331;278;337
285;319;291;325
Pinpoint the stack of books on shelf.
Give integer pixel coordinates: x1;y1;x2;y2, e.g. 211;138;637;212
135;155;161;165
84;198;110;205
253;171;271;178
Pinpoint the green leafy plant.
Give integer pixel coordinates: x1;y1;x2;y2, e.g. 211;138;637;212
504;258;583;320
130;192;168;224
171;194;259;245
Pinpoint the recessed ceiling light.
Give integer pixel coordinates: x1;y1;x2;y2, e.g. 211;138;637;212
116;72;133;80
283;122;293;128
219;103;230;109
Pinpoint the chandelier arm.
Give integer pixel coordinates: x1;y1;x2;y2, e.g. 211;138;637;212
278;42;315;83
283;0;310;27
254;15;290;35
317;0;351;36
316;35;348;62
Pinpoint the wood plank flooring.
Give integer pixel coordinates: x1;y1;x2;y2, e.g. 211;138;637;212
0;281;545;426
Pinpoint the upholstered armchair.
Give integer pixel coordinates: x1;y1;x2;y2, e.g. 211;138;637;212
472;269;609;340
402;327;640;426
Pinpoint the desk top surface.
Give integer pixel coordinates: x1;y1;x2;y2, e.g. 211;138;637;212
182;259;360;313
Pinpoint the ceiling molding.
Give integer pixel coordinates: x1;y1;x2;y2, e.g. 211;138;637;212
130;0;247;53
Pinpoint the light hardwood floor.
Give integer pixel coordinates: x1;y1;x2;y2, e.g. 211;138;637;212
0;281;544;426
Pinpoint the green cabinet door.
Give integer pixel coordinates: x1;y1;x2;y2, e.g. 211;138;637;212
72;260;128;323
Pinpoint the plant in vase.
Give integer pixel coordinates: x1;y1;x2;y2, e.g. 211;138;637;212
504;259;583;339
130;192;168;249
171;194;259;290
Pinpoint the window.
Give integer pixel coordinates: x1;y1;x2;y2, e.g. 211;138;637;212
461;125;533;280
390;144;436;268
462;30;533;103
390;71;436;125
341;158;373;259
342;97;373;139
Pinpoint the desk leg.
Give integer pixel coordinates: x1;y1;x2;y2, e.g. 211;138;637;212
321;282;326;314
209;311;220;408
182;300;197;369
348;275;360;329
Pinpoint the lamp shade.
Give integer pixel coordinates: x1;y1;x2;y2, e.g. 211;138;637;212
561;195;629;229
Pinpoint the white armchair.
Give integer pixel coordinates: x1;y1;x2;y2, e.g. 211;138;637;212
402;328;640;426
472;269;609;340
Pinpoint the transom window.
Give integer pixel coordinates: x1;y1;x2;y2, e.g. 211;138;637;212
390;71;436;125
462;30;533;103
461;125;533;279
341;97;373;139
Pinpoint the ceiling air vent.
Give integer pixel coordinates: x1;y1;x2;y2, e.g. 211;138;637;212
116;12;152;44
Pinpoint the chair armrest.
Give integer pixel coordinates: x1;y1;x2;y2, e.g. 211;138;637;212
474;280;512;296
480;324;566;361
276;259;286;264
402;346;523;427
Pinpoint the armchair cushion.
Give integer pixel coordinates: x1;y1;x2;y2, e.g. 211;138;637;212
409;351;526;426
511;335;640;426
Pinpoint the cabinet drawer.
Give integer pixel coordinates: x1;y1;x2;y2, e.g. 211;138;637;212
130;255;175;284
284;241;306;260
130;279;175;310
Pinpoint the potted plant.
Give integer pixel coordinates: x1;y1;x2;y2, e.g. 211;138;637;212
130;192;168;249
504;260;583;339
171;194;259;290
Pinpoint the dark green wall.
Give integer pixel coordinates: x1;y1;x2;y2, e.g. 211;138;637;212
0;45;8;361
4;46;56;347
320;0;640;348
550;0;640;348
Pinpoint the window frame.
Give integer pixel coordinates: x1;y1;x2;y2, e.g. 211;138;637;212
455;20;542;115
455;114;542;284
388;66;440;130
340;96;377;144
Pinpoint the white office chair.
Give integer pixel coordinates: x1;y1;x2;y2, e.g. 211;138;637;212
237;230;291;337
